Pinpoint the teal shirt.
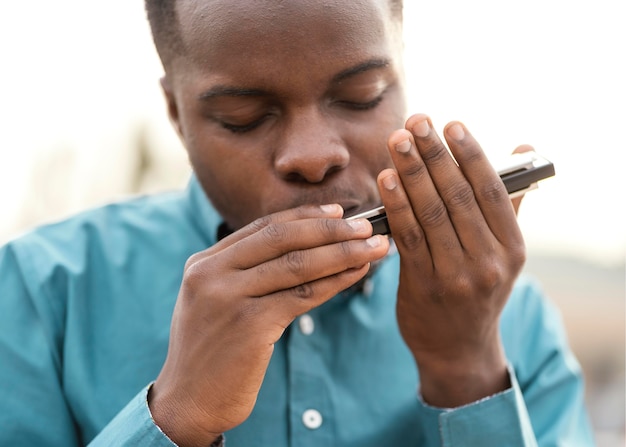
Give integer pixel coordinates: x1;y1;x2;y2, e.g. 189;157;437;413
0;177;594;446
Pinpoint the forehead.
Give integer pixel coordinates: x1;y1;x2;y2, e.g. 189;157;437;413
174;0;398;81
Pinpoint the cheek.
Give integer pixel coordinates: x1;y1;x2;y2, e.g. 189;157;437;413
350;102;404;172
186;133;272;228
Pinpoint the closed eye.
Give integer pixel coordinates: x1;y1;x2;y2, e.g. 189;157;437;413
335;95;384;111
221;115;270;134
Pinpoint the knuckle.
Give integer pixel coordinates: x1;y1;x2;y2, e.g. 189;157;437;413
183;258;210;285
478;179;507;204
320;217;340;236
446;184;475;209
338;240;354;257
249;214;272;233
184;252;204;271
282;250;307;277
482;266;502;290
476;261;505;293
292;282;315;299
396;225;425;252
461;147;485;165
400;160;428;183
420;143;449;165
386;200;412;216
180;260;224;305
261;222;290;245
419;200;448;227
255;261;269;278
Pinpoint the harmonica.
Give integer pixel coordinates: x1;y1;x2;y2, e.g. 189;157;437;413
347;151;555;236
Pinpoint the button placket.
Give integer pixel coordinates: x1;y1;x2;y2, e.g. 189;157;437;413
288;310;334;444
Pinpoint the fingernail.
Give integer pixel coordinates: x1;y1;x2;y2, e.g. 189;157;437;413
395;139;412;153
321;204;341;214
382;173;398;190
366;235;382;248
447;123;465;141
412;119;430;138
347;219;367;232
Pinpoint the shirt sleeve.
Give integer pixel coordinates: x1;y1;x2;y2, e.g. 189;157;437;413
416;366;538;446
414;279;596;446
0;244;81;446
0;242;224;447
87;385;178;446
88;384;225;447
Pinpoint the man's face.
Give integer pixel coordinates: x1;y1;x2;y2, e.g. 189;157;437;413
165;0;406;230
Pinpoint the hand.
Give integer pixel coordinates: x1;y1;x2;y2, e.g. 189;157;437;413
149;204;389;446
377;114;527;407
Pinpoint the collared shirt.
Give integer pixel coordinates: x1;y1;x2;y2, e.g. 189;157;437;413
0;176;594;446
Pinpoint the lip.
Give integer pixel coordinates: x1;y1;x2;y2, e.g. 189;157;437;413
273;189;374;219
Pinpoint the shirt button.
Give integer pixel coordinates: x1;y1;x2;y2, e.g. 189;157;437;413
362;278;374;297
298;314;315;335
302;409;323;429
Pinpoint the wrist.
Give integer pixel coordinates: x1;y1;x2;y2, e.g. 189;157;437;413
415;339;510;408
148;382;223;447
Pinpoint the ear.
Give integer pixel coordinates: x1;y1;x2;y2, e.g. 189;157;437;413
160;76;184;141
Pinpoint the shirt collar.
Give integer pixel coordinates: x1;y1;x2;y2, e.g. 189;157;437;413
185;174;224;247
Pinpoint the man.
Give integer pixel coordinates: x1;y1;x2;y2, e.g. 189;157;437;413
0;0;594;446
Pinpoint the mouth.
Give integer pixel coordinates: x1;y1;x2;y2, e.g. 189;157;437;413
273;186;380;220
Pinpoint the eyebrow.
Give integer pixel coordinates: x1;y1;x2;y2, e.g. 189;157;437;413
197;58;392;101
198;86;269;101
332;58;391;83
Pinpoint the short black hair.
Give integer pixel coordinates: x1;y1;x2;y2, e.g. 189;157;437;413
145;0;182;72
145;0;403;72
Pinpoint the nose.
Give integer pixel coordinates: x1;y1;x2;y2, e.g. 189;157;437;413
273;107;350;183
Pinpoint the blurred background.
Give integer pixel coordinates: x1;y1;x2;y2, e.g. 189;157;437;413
0;1;623;444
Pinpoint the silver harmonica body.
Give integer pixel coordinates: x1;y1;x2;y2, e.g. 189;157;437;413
347;151;555;236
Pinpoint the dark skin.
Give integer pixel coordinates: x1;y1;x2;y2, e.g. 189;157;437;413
149;0;528;445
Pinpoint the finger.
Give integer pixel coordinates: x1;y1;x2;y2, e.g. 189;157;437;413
246;234;388;297
261;264;372;325
186;204;345;267
376;167;433;272
229;215;378;270
217;203;344;249
404;115;496;252
388;125;461;261
388;115;465;260
443;121;524;247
